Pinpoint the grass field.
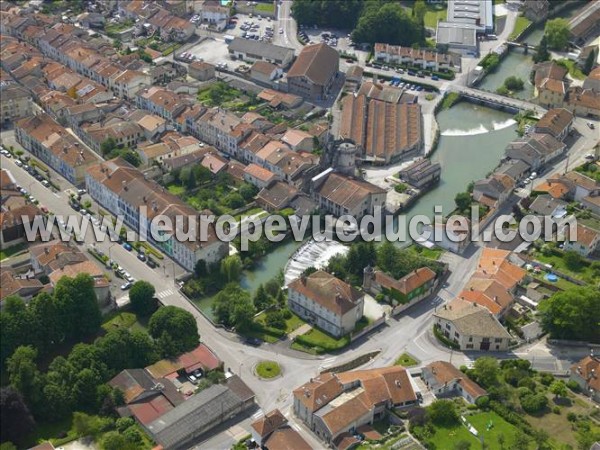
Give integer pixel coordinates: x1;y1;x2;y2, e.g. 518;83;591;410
255;311;306;334
395;352;419;367
509;15;532;40
255;360;281;378
428;412;529;450
0;242;27;260
102;311;149;333
533;250;598;284
525;393;600;448
255;2;275;14
557;59;586;80
424;7;446;28
167;184;186;196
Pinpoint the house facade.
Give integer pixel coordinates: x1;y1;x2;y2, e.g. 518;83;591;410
287;271;364;338
433;298;512;351
286;43;340;101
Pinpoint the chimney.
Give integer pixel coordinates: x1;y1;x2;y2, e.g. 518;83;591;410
494;296;499;304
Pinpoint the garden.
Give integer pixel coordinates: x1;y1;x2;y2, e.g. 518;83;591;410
197;82;261;112
409;357;600;449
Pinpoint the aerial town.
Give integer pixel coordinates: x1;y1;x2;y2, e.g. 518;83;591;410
0;0;599;449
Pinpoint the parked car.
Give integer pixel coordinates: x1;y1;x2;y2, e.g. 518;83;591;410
588;122;595;129
146;258;157;268
123;242;132;251
121;281;132;290
245;337;263;346
137;253;146;262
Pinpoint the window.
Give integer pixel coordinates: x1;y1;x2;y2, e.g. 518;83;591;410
468;337;473;342
496;345;500;350
454;332;459;338
466;344;473;349
494;338;502;343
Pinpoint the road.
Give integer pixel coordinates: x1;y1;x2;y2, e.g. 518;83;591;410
274;0;303;50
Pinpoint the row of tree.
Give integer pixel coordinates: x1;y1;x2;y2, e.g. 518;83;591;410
291;0;426;46
326;240;444;286
1;274;102;368
0;277;199;447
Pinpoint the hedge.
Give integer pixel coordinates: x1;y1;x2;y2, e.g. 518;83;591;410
433;325;460;349
294;333;350;352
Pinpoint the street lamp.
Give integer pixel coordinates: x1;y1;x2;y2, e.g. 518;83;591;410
108;243;116;263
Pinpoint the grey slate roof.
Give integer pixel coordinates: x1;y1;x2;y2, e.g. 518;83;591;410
146;384;244;449
228;38;294;64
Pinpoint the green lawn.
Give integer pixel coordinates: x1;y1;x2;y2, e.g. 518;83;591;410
557;59;586;80
102;311;149;333
255;360;281;378
509;15;532;40
167;184;186;196
293;327;350;354
394;352;419;367
424;4;447;28
428;412;528;450
578;215;600;231
533;251;598;284
255;311;306;334
409;244;444;260
255;2;275;14
0;242;28;260
23;415;78;448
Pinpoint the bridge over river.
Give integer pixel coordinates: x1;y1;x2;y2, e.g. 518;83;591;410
447;85;546;116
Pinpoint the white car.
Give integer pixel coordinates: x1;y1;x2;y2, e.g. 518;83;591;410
121;281;132;290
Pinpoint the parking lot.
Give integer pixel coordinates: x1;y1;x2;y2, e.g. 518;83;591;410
182;13;279;70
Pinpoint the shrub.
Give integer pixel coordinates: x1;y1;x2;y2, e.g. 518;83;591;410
552;406;561;414
538;372;554;386
517;377;536;391
520;393;548;414
566;380;581;392
517;387;533;399
475;395;489;409
567;412;577;422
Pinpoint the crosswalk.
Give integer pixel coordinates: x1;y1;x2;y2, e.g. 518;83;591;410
156;288;177;299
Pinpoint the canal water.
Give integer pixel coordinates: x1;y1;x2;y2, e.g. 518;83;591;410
477;47;535;100
522;2;587;46
193;102;518;319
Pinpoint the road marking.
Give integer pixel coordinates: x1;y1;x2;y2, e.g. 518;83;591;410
156;289;176;299
251;411;264;420
322;357;336;364
53;192;61;198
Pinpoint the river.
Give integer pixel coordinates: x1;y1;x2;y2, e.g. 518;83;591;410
477;47;535;101
193;102;518;319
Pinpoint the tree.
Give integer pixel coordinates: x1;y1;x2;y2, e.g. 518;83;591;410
520;393;548;413
149;306;199;356
72;412;112;439
212;284;255;329
413;0;427;25
100;431;129;450
72;368;102;411
129;281;156;316
194;259;207;278
265;310;286;329
0;387;35;445
220;255;242;283
582;48;597;75
513;430;531;450
100;138;117;156
544;18;570;50
454;441;471;450
533;35;550;63
253;284;273;311
116;417;136;433
352;2;424;46
120;150;141;167
504;76;525;91
550;380;568;399
428;400;459;426
497;433;505;448
6;346;42;409
454;192;471;212
538;286;600;343
239;183;258;201
53;274;102;341
563;250;583;270
472;357;499;388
